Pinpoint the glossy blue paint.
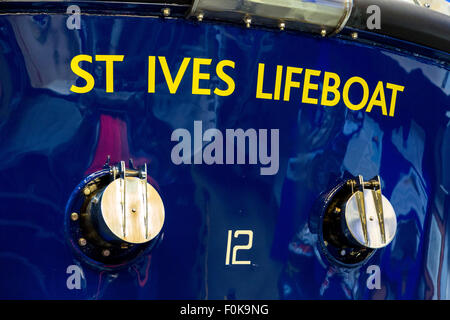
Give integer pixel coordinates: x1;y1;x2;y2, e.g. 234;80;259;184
0;5;449;299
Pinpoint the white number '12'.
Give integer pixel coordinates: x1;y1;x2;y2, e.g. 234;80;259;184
225;230;253;265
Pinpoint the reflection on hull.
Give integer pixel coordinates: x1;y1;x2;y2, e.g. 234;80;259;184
0;4;448;299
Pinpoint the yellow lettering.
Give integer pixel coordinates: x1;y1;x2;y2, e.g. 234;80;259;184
321;72;341;106
302;69;321;105
159;56;191;94
148;56;155;93
192;58;212;95
214;60;235;96
70;54;94;94
283;67;303;102
386;83;405;117
366;81;387;115
274;65;283;101
95;55;124;93
343;76;369;111
256;63;273;100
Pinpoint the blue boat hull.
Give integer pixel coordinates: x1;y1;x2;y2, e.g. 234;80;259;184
0;6;449;299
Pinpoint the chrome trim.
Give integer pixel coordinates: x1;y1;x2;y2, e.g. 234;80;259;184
331;0;353;35
189;0;355;36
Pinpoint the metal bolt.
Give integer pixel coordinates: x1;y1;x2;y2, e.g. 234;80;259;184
131;208;137;213
197;13;204;22
102;249;111;257
340;249;346;256
424;3;431;8
279;22;285;31
78;238;87;246
162;7;170;17
71;212;79;221
244;16;251;28
369;216;374;221
320;29;326;37
83;187;91;196
350;250;358;256
351;32;358;40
